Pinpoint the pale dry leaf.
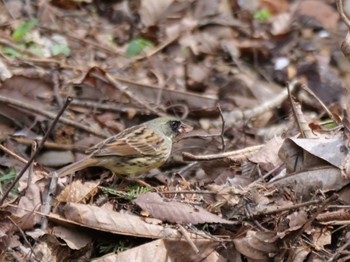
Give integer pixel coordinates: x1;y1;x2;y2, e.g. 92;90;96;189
139;0;174;26
249;137;283;171
11;184;42;229
297;0;339;30
94;238;218;262
136;192;235;225
52;226;91;250
62;202;181;239
233;231;277;260
278;136;347;173
56;180;99;203
312;227;331;249
269;166;349;199
287;210;308;230
206;184;244;211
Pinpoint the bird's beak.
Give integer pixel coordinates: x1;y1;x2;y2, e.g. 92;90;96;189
179;122;193;135
175;122;193;142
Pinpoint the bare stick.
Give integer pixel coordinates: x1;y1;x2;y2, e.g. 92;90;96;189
0;97;73;206
300;82;340;125
104;72;166;117
0;95;107;138
217;104;226;152
177;224;199;253
0;144;28;164
183;145;264;161
41;172;58;230
11;136;86;152
337;0;350;28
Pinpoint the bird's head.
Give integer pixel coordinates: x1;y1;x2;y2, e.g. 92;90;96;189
146;117;192;141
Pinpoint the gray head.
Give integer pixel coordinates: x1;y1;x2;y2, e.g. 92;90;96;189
145;117;190;140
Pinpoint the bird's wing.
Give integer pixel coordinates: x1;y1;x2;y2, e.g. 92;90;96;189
90;125;164;157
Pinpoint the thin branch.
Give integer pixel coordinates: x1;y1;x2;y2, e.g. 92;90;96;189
183;145;264;161
300;82;341;125
0;144;28;164
217;104;226;152
0;97;72;206
337;0;350;28
0;95;108;138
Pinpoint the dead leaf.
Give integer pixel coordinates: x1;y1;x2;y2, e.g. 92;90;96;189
60;202;182;239
56;180;99;203
52;226;91;250
94;238;219;262
136;192;235;225
139;0;174;26
297;0;339;30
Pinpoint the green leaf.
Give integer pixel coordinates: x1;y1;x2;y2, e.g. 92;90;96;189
51;44;71;56
254;9;271;21
126;38;153;57
12;18;39;41
29;46;45;56
1;47;25;58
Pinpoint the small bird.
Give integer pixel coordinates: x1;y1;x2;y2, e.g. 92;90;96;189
55;117;191;179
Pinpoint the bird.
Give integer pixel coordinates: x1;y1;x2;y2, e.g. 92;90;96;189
54;117;191;180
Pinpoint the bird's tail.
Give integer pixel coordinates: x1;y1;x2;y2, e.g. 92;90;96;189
54;157;99;177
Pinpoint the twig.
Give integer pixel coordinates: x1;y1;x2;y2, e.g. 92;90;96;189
104;72;166;117
70;99;146;114
0;95;108;138
299;82;340;125
11;136;86;152
287;82;305;137
247;164;283;189
27;141;37;192
0;144;28;164
8;216;39;261
41;172;58;230
161;190;215;194
0;97;73;206
217;104;226;152
183;145;264;161
251;198;324;217
177;224;199;253
337;0;350;28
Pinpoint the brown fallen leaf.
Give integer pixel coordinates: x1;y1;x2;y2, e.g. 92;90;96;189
94;238;219;262
135;192;235;225
59;202;184;239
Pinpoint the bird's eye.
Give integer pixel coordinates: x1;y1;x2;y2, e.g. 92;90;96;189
169;121;181;132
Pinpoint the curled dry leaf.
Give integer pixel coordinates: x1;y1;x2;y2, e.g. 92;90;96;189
139;0;174;26
249;137;283;171
60;202;182;239
135;192;235;225
56;180;99;203
206;184;245;212
233;231;278;260
269;166;349;199
94;238;219;262
52;226;91;250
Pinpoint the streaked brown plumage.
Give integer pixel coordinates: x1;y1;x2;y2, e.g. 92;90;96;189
55;117;190;178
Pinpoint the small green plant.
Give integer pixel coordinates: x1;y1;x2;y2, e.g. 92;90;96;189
12;19;39;41
51;44;71;56
100;184;151;202
0;167;18;195
254;9;271;21
97;238;130;254
126;38;154;57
